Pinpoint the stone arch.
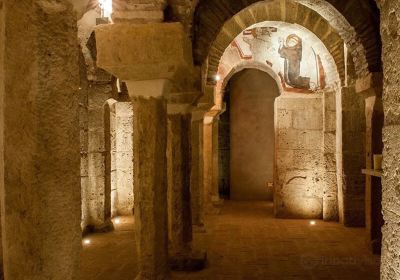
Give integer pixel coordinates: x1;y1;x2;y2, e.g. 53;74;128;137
193;0;377;85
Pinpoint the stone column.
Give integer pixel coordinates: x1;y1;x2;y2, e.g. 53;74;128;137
203;113;223;214
1;1;81;279
96;20;193;280
167;105;207;271
337;86;366;226
190;110;206;228
128;80;169;280
167;109;192;258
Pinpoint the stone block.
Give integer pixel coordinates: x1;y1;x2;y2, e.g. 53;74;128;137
292;108;323;131
96;22;193;81
88;128;105;152
88;152;106;177
324;110;336;132
276;109;292;128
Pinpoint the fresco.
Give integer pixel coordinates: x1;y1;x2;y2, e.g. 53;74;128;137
221;22;333;94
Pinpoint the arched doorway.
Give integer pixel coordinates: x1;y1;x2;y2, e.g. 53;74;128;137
219;68;280;201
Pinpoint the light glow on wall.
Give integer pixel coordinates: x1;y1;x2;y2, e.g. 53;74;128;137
99;0;113;18
310;220;316;226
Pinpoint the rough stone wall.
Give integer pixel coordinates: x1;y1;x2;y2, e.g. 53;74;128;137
0;0;4;276
274;95;325;218
1;1;81;278
378;1;400;278
114;102;134;216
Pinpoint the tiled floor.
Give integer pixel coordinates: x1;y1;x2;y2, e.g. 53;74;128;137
82;201;380;280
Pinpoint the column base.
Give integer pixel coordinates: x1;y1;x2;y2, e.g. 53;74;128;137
169;250;207;271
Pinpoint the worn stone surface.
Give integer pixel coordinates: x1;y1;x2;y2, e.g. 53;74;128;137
338;86;366;226
378;0;400;279
95;22;193;82
114;102;135;216
167;114;193;260
133;96;169;280
323;91;338;221
275;95;325;219
190;117;204;227
1;1;81;279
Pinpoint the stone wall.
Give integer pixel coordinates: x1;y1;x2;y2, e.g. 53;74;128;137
274;95;325;218
378;1;400;279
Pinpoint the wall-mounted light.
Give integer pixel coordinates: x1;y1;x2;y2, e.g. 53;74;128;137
114;218;121;225
309;220;316;226
215;74;221;82
99;0;113;18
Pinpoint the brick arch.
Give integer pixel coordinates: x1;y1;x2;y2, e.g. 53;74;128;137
193;0;380;84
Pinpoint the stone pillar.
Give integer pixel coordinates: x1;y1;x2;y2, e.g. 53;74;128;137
379;1;400;278
322;91;338;221
95;20;193;280
190;110;206;228
1;1;81;279
338;86;366;226
128;81;169;280
167;110;192;258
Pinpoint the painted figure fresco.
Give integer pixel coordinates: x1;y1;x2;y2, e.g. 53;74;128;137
278;34;311;89
222;24;328;94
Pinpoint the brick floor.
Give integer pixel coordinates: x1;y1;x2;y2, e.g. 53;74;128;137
81;201;380;280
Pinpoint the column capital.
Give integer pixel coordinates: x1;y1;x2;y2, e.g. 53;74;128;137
126;79;171;99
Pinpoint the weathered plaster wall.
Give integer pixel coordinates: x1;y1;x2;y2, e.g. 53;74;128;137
229;69;279;201
114;102;134;216
1;1;81;278
274;95;325;218
378;1;400;278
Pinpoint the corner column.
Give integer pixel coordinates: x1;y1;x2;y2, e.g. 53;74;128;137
203;113;223;214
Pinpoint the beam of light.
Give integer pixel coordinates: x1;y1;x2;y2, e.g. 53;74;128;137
99;0;113;18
